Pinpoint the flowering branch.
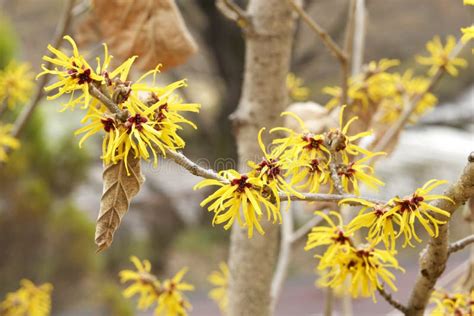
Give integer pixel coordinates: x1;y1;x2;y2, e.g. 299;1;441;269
406;152;474;316
11;0;76;138
377;286;408;314
448;234;474;256
164;149;226;182
372;39;465;153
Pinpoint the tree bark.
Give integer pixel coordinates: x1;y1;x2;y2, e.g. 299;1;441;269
227;1;295;315
406;154;474;316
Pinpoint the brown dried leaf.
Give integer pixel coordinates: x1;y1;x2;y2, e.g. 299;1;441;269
77;0;198;71
96;157;145;252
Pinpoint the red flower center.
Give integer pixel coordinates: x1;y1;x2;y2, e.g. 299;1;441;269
68;62;93;85
125;114;148;133
100;118;115;132
231;175;252;193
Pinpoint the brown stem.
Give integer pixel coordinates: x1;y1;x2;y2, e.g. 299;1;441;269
377;287;408;314
405;153;474;316
448;234;474;256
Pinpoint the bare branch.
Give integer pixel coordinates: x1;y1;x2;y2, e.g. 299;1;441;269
343;0;357;70
164;149;227;183
216;0;251;28
290;213;325;244
287;0;349;105
377;286;408;314
287;0;347;63
351;0;367;76
11;0;76;138
406;153;474;316
372;39;466;153
448;234;474;256
271;202;293;311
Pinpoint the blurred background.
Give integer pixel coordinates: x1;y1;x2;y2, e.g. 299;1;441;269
0;0;472;315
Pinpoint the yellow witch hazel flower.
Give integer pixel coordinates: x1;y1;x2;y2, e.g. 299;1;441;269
305;211;353;269
325;104;374;158
286;73;310;101
416;35;467;77
342;198;402;251
336;154;385;196
378;70;438;124
305;212;403;301
0;124;20;161
208;262;229;314
38;36;108;110
383;179;452;247
0;279;53;316
429;289;473;316
323;59;399;111
318;245;403;301
156;268;194;316
119;256;194;316
194;169;280;238
0;60;34;109
248;128;303;208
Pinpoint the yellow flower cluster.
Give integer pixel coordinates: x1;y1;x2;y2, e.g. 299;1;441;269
0;279;53;316
416;35;467;77
286;73;310;101
305;212;403;300
323;37;468;125
430;289;474;315
38;36;200;172
119;256;194;316
208;262;229;314
0;60;34;109
195;105;383;237
342;179;452;249
0;124;19;162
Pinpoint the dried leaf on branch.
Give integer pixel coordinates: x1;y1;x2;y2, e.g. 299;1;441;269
77;0;198;71
96;157;145;252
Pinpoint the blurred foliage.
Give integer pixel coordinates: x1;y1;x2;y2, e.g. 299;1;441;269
0;16;16;68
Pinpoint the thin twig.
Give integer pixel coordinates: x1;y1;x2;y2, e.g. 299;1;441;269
448;234;474;256
290;213;325;244
88;85;128;121
280;192;385;205
351;0;366;76
11;0;76;138
377;286;408;314
324;287;334;316
287;0;349;106
287;0;347;63
372;39;465;153
164;149;226;183
343;0;357;73
271;202;293;311
215;0;250;28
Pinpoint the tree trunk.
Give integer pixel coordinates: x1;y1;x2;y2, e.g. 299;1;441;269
228;1;295;315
